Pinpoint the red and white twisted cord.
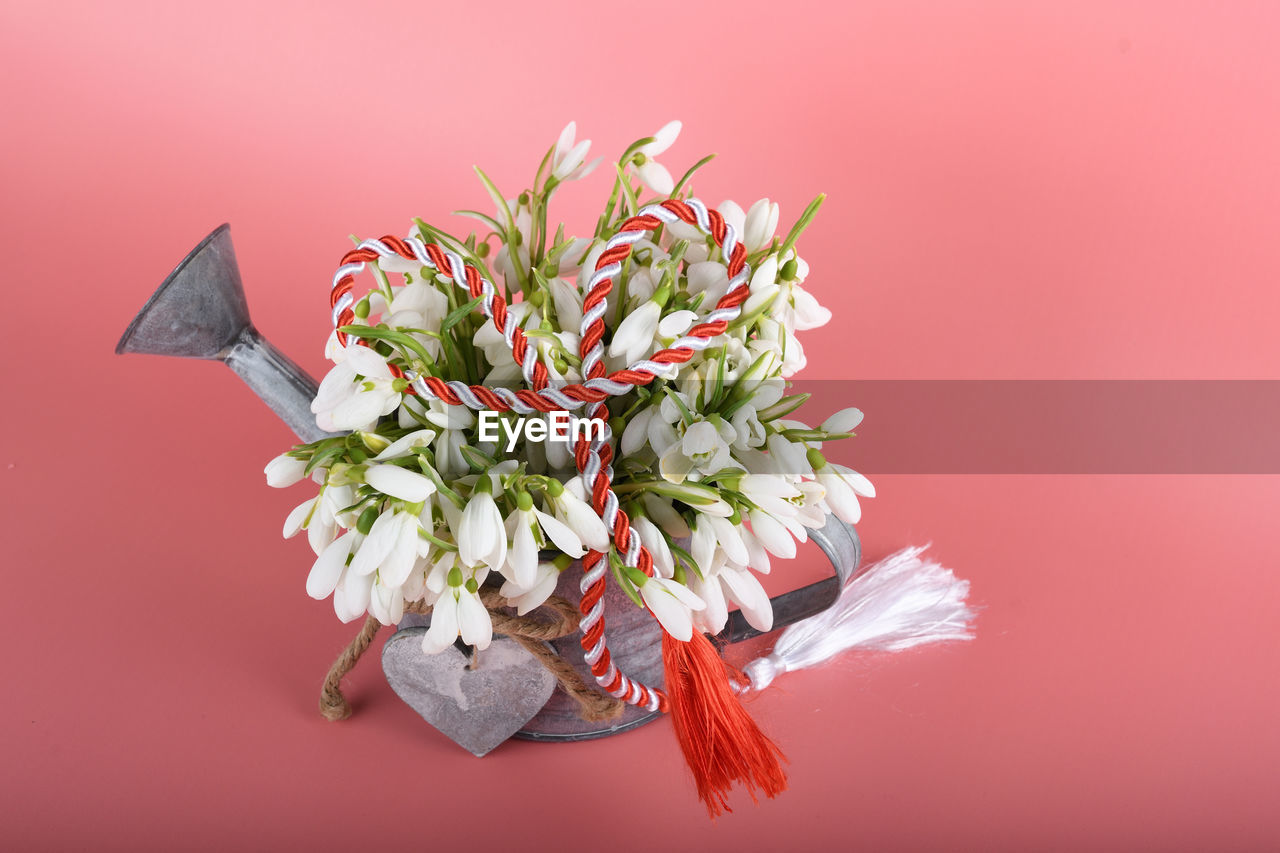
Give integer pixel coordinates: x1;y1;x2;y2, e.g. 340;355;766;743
326;198;750;711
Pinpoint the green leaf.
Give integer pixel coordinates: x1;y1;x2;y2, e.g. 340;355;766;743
339;324;435;368
453;209;503;233
776;193;825;259
608;551;645;609
779;428;852;443
442;295;484;331
460;443;498;473
303;440;349;476
473;167;515;235
757;392;809;422
417;527;459;552
671;153;716;198
663;387;695;427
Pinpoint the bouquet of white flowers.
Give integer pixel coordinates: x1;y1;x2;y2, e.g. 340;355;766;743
268;121;873;653
266;121;890;814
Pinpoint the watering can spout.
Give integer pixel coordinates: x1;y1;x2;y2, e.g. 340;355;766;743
116;225;335;444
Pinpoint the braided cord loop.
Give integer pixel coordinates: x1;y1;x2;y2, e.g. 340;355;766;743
326;198;750;711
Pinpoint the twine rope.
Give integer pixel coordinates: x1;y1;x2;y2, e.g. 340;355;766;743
318;590;624;723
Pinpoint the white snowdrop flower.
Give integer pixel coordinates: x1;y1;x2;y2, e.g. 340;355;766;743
306;529;359;601
636;161;674;196
641;120;682;157
551;121;602;181
364;464;437;503
705;513;749;566
642;493;691;538
657;309;697;339
389;281;448;326
717;200;746;236
504;492;585;588
815;462;876;525
634;120;681;195
659;419;735;484
632;516;675;579
575;242;607;291
546;480;610;552
264;453;307;488
787;282;832;330
740;525;772;575
744;375;785;411
547;276;584;332
626;265;659;303
822;407;865;435
690;512;720;578
500;560;562;615
639;575;705;642
409;399;475;481
423;548;458;596
608;300;662;364
688;527;773;633
334;565;373;623
718;564;774;633
686;261;730;304
312;344;402;432
794;479;829;529
283;492;340;555
400;555;431;603
620;405;657;457
555;237;594;275
749;255;779;293
730;406;767;450
368;580;406;626
349;508;420;587
769;430;814;474
376;255;423;274
744;198;780;252
743;282;781;317
535;330;582;383
748;507;797;560
423;397;476;432
662;218;710;262
323;330;347;362
689;569;729;635
372;429;436;461
740;473;802;523
757;316;807;377
458;480;507;570
423;579;493;654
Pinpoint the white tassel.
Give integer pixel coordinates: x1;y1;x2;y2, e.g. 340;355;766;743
741;546;975;691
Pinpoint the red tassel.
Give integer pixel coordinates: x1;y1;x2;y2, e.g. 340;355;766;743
662;630;788;817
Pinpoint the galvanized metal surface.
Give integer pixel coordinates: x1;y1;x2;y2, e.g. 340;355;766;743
115;225;333;443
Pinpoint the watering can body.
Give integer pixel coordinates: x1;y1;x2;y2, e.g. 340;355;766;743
117;225;860;742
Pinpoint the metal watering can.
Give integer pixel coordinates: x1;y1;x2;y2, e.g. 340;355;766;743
117;225;861;748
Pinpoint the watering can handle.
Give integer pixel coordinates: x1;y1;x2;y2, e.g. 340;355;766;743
716;515;861;644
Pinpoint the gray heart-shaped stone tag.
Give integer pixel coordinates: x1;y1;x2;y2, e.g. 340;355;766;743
382;628;555;756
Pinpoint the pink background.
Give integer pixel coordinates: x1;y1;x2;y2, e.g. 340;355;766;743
4;1;1280;848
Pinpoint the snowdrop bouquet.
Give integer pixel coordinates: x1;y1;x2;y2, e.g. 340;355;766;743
266;121;874;660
